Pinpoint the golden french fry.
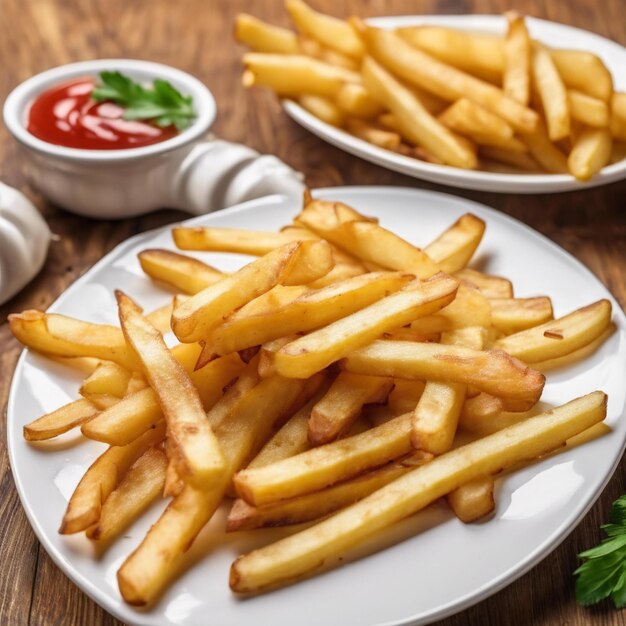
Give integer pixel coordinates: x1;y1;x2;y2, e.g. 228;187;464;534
345;118;402;150
230;392;606;593
342;339;545;411
480;146;541;172
550;49;613;102
87;445;168;541
274;274;459;379
60;422;166;534
503;13;531;105
611;93;626;141
335;82;384;118
423;213;486;274
24;398;106;441
117;292;225;489
386;380;426;415
454;268;513;299
210;271;412;355
568;127;612;181
242;53;359;97
286;0;364;59
172;241;333;342
79;361;132;398
520;122;568;173
309;372;393;445
298;35;360;71
358;23;538;133
447;475;495;522
495;299;612;363
362;57;477;169
299;94;344;126
138;249;223;295
532;44;570;141
234;13;300;54
568;90;609;128
490;297;554;334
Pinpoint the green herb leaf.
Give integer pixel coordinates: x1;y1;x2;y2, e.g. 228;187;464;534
575;495;626;608
91;71;196;130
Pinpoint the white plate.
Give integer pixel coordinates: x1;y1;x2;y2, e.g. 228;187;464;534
7;186;626;626
284;15;626;193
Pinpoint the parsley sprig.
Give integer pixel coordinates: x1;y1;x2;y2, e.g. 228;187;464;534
91;71;196;131
575;495;626;607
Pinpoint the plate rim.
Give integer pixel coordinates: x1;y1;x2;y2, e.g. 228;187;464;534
7;185;626;626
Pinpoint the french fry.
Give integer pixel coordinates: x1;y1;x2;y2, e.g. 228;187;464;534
480;146;541;172
447;475;495;522
345;118;401;150
342;339;545;411
335;83;384;118
227;454;432;532
361;57;477;169
138;249;223;295
454;268;513;299
234;13;300;54
299;94;344;126
531;44;570;141
242;53;359;97
24;398;106;441
460;393;535;435
171;241;333;342
569;90;610;128
358;24;538;133
495;300;612;363
79;361;132;398
273;274;459;379
117;373;307;605
386;380;426;415
87;445;168;541
60;422;166;534
145;301;177;335
568;127;612;181
8;311;138;369
520;122;568;173
298;35;360;71
550;49;613;102
611;93;626;141
286;0;364;59
503;13;531;105
309;373;393;445
230;392;606;593
490;297;554;334
235;413;414;505
397;26;504;83
210;271;412;355
117;293;225;489
423;213;486;273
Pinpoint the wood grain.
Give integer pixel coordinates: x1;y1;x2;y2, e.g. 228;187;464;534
1;0;625;624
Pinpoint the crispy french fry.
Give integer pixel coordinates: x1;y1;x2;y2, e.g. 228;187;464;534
490;297;554;334
298;35;360;71
274;274;459;379
611;93;626;141
234;13;300;54
568;127;612;181
362;57;477;169
87;445;168;541
80;361;132;398
138;249;222;295
242;53;359;97
309;373;393;445
24;398;105;441
117;373;307;605
459;393;536;435
299;94;344;126
532;44;570;141
503;13;531;105
60;422;166;534
345;118;402;150
423;213;486;273
117;293;225;489
230;392;606;593
210;271;412;355
8;311;137;369
235;413;414;505
447;475;495;522
520;122;568;173
335;82;384;118
569;90;610;128
286;0;364;59
454;268;513;298
386;380;426;415
342;339;545;411
358;24;538;133
495;300;612;363
172;241;333;342
480;146;541;172
550;49;613;102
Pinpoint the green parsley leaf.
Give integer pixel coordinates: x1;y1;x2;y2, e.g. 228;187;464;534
91;71;196;131
575;495;626;608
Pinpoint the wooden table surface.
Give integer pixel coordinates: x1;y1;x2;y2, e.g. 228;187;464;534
1;0;625;624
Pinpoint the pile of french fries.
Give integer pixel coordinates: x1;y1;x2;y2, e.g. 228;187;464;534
235;1;626;180
10;192;615;603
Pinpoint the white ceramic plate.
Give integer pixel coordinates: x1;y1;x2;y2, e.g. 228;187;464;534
7;187;626;626
283;16;626;193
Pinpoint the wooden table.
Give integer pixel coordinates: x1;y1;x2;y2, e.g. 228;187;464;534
1;0;625;623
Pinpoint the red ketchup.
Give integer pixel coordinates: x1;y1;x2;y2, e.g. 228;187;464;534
27;78;178;150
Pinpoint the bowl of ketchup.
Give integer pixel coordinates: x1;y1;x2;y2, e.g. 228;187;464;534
3;59;217;218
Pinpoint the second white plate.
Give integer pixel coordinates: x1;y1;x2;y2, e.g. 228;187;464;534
284;15;626;193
